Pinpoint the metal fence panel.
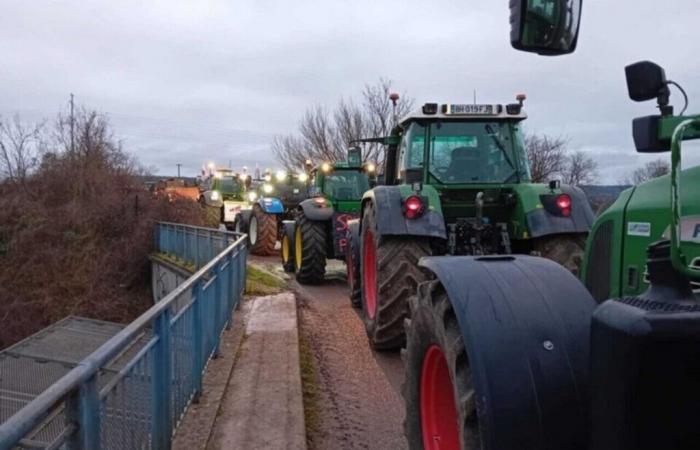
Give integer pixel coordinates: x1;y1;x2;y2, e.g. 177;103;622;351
0;223;247;450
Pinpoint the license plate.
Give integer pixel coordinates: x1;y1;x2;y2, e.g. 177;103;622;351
446;104;495;115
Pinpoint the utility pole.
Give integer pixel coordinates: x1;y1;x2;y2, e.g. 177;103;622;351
69;93;75;153
176;163;182;178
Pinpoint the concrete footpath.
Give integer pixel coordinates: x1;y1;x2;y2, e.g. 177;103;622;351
207;293;306;450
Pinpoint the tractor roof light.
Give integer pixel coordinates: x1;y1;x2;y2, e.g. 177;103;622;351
275;170;287;181
321;162;331;173
403;195;425;220
298;172;309;182
365;162;376;173
264;174;272;182
556;194;572;217
262;183;274;194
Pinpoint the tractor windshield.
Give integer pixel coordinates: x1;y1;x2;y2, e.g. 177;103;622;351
426;121;529;184
217;176;242;193
322;171;370;200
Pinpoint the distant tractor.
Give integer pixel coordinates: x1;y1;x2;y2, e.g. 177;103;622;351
346;98;594;350
402;61;700;450
236;170;310;256
281;148;376;285
198;172;249;229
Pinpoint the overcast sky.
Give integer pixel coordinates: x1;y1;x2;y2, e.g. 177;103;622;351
1;0;699;183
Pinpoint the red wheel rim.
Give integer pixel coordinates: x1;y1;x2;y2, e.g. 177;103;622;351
421;345;460;450
362;229;377;319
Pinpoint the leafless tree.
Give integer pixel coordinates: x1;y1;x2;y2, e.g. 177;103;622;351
623;158;670;185
562;150;599;185
525;134;568;183
525;134;598;185
273;78;413;171
0;115;45;184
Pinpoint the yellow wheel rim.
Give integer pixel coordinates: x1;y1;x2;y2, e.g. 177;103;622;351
282;235;289;263
295;226;303;270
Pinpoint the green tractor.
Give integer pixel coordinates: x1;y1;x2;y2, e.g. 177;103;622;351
281;148;376;285
198;171;250;229
346;99;594;350
397;1;700;447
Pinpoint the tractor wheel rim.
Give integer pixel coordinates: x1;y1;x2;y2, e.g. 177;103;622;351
249;217;258;245
295;226;302;270
420;345;460;450
362;229;377;319
282;235;289;263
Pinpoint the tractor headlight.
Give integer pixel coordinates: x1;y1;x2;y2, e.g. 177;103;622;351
263;183;273;194
211;190;221;201
275;170;287;181
366;163;376;173
297;172;308;182
247;191;258;202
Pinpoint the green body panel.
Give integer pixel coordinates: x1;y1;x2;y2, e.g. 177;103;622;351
581;165;700;298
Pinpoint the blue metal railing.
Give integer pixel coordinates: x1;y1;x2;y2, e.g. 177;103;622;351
0;222;247;450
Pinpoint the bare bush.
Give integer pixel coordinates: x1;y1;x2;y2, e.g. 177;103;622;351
0;114;45;184
0;107;205;348
273;78;413;170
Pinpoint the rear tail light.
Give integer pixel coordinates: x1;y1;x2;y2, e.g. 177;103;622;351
403;195;425;219
556;194;572;216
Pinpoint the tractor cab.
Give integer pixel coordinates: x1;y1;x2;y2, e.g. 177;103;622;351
387;101;530;187
268;169;310;209
210;174;246;201
310;149;375;212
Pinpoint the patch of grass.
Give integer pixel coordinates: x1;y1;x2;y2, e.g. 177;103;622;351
298;326;320;445
245;264;285;296
152;252;197;273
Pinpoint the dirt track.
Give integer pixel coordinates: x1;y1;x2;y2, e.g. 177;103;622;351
292;262;406;450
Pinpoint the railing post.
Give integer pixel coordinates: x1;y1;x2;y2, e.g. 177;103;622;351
65;376;101;450
151;309;172;450
226;251;235;330
208;230;214;262
191;280;204;403
194;229;200;269
213;262;223;358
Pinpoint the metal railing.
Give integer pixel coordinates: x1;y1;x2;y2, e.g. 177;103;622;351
0;222;247;450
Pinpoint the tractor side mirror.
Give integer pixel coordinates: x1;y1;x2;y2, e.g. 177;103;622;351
625;61;668;102
510;0;582;56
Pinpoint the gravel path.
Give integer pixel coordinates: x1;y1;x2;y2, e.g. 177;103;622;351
292;262;406;450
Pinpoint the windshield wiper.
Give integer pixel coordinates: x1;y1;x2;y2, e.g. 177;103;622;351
484;125;518;180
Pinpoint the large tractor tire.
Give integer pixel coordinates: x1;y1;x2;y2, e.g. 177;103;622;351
202;202;221;229
346;226;361;308
280;223;296;273
294;214;327;284
532;233;586;276
403;280;480;450
404;256;596;450
249;206;277;256
360;201;430;350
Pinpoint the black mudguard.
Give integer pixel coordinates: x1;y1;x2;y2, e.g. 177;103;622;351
236;209;252;231
363;186;446;239
527;186;594;238
281;220;296;245
419;255;596;450
299;198;335;221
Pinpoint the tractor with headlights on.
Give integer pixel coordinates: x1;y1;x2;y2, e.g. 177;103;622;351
346;96;594;350
281;147;377;285
234;169;310;255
